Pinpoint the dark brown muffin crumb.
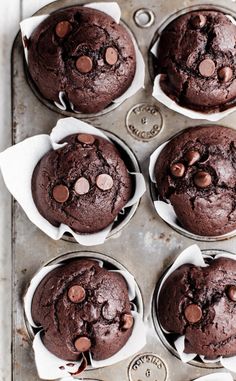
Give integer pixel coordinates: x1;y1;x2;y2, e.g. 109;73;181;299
155;125;236;236
32;259;134;361
32;133;132;234
26;6;136;113
156;10;236;112
158;257;236;358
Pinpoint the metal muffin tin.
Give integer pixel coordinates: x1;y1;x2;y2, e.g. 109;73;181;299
11;0;236;380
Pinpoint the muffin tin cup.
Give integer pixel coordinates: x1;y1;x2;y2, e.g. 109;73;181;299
150;5;236;122
0;117;146;246
23;251;146;380
153;244;236;372
149;134;236;242
20;2;145;119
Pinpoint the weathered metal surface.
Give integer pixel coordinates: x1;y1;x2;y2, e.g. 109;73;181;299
12;0;236;380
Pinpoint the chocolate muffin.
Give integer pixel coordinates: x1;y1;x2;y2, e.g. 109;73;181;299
156;10;236;112
26;6;136;113
32;133;132;234
32;259;134;360
158;257;236;359
154;125;236;236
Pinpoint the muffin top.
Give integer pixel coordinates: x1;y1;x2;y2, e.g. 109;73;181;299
26;6;136;113
32;259;134;361
157;10;236;112
32;133;132;234
154;125;236;236
158;257;236;358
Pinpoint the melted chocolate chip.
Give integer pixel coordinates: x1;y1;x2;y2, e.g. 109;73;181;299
122;313;134;330
185;150;201;166
227;285;236;301
74;177;90;195
199;59;215;77
191;14;206;29
184;304;202;323
55;21;72;38
68;285;86;303
218;67;233;83
52;184;69;203
77;134;95;145
194;171;212;188
74;336;91;352
105;47;118;65
96;174;114;190
76;56;93;73
170;163;185;178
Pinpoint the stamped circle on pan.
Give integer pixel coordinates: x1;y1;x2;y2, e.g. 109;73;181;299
134;9;155;28
128;353;167;381
126;103;163;141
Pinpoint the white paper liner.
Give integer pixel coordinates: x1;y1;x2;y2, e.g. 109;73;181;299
20;2;145;113
194;374;233;381
151;14;236;122
149;140;236;240
157;244;236;372
33;332;82;380
24;260;146;380
0;117;146;246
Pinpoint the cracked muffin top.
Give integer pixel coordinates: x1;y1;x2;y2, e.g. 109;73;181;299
158;257;236;359
32;259;134;361
26;6;136;114
32;133;132;234
156;10;236;112
154;125;236;236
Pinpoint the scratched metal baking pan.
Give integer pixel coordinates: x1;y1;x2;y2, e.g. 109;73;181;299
11;0;236;380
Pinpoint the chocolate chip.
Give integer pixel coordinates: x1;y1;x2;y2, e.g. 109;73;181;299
170;163;185;178
185;150;201;166
76;56;93;73
218;67;233;83
74;337;91;352
191;14;206;29
74;177;90;195
68;285;85;303
194;171;212;188
55;21;72;38
52;184;69;203
122;314;134;330
184;304;202;323
227;285;236;301
105;47;118;65
199;59;215;77
77;134;95;145
96;174;114;190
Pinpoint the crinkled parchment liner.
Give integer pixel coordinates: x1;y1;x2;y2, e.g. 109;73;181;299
24;258;146;380
149;140;236;240
151;15;236;122
0;117;146;246
20;2;145;113
156;244;236;373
